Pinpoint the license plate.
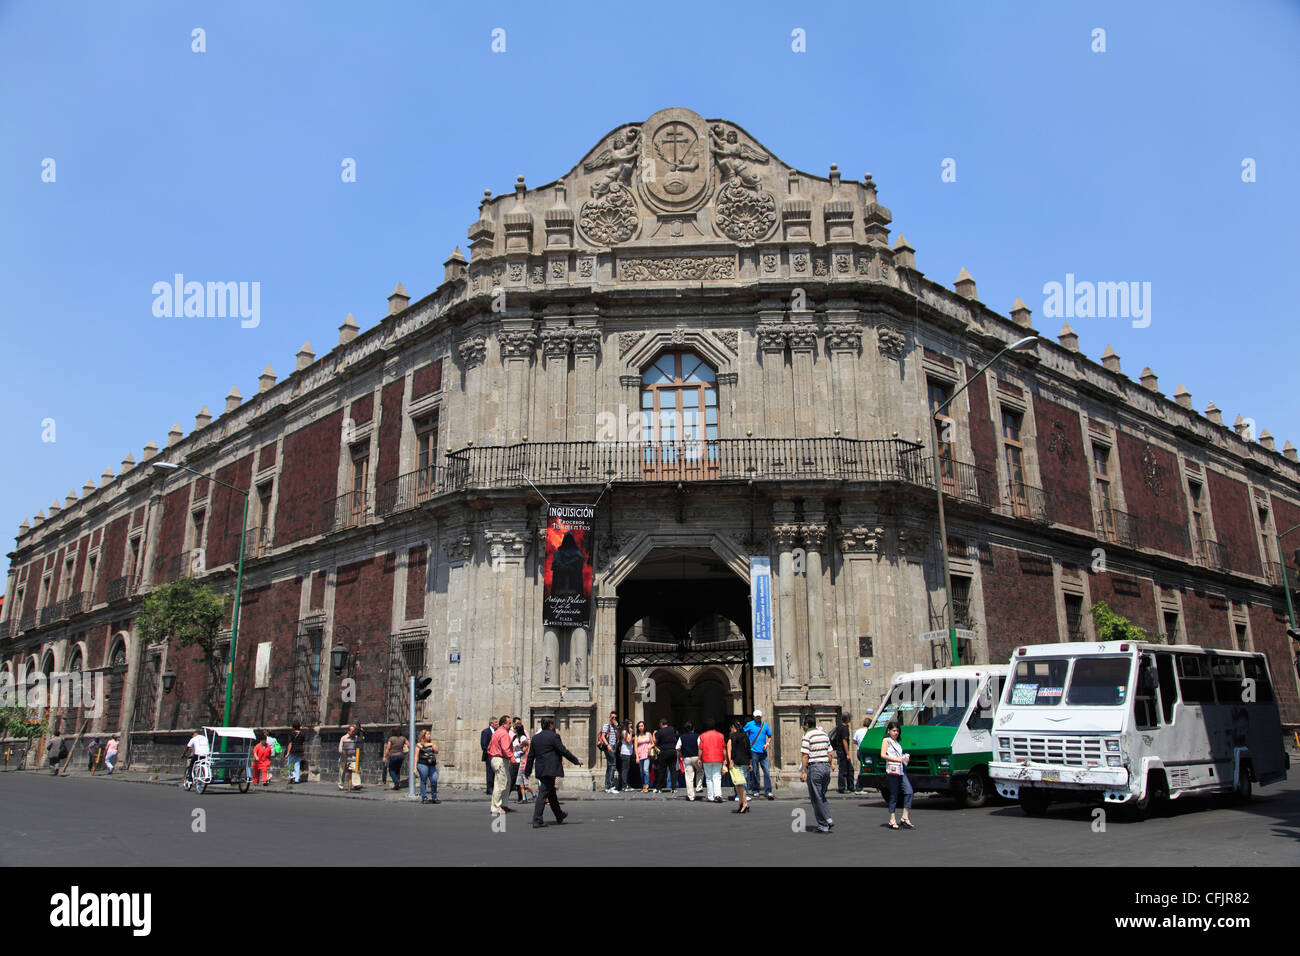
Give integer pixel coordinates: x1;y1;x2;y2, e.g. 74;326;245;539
1042;770;1059;783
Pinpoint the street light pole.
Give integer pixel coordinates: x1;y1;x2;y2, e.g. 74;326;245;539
153;462;249;751
932;336;1037;665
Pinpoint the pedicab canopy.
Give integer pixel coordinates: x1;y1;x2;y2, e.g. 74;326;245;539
203;726;257;741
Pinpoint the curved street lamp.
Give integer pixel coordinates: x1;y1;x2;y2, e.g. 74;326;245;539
932;335;1038;665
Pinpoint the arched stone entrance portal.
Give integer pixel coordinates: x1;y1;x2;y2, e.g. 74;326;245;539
613;545;752;730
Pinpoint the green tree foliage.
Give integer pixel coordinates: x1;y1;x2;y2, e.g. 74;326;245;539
136;577;229;720
0;705;48;740
1089;601;1153;643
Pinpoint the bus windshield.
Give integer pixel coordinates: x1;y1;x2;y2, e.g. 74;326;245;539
1007;656;1133;707
873;679;976;728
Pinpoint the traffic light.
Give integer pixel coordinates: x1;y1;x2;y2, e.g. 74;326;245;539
415;676;433;702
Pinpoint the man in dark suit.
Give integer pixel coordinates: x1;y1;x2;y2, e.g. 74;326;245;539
481;717;498;794
524;718;582;828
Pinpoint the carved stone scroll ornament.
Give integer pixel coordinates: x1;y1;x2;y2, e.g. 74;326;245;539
786;324;818;352
571;329;601;357
618;331;644;357
756;327;787;352
715;329;739;354
579;183;640;246
499;329;538;360
840;525;884;553
442;534;474;563
458;335;487;368
618;256;735;281
825;327;862;353
876;325;906;358
542;328;572;358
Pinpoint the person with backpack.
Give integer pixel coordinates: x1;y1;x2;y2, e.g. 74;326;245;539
46;727;67;776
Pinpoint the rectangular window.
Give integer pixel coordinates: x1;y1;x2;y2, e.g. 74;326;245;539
949;574;971;628
415;413;439;488
1155;653;1178;724
1093;444;1114;536
84;554;98;595
60;558;76;601
1234;622;1249;651
1002;409;1026;513
1188;480;1209;559
1163;610;1180;645
1176;654;1215;703
1007;658;1069;706
1064;594;1085;641
1211;656;1243;702
254;482;273;554
126;537;141;583
189;509;206;552
1257;504;1276;581
928;379;956;487
1242;657;1274;702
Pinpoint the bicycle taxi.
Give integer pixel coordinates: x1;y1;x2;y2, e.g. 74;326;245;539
183;726;255;794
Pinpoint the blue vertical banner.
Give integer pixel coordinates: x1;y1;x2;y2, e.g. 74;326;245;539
750;556;774;667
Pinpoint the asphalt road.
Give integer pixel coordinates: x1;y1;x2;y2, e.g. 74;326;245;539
2;771;1297;867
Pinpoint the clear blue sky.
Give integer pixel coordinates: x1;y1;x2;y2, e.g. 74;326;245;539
2;1;1298;584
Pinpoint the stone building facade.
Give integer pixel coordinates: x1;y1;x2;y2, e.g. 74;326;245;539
4;107;1299;787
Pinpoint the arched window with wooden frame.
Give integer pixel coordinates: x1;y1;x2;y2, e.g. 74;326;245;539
639;351;719;478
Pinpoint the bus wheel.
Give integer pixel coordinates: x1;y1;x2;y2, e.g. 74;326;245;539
1233;766;1253;805
1126;772;1165;820
956;771;988;809
1019;788;1049;817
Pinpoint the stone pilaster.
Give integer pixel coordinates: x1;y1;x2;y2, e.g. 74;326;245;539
773;520;802;692
802;519;830;688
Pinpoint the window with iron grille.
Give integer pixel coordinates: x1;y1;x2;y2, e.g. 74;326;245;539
950;574;972;628
386;632;429;724
1064;594;1085;641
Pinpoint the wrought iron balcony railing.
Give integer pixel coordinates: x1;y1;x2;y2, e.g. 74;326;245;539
106;575;141;603
323;489;371;533
19;609;35;632
1197;538;1224;569
1095;507;1140;550
1004;480;1048;524
376;467;455;518
444;437;927;489
39;601;64;626
922;456;999;509
64;591;86;616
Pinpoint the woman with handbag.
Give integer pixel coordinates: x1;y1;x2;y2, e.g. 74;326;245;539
634;720;653;793
618;720;635;792
727;720;751;813
881;721;914;829
415;729;440;804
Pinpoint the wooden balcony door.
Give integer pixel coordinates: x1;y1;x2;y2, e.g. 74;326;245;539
640;351;719;480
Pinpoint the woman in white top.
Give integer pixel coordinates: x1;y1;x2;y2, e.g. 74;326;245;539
512;721;533;802
881;722;914;830
618;720;635;792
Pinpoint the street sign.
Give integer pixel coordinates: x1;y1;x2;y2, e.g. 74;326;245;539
917;628;977;643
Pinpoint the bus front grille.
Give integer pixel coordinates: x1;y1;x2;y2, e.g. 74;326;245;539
1008;735;1103;768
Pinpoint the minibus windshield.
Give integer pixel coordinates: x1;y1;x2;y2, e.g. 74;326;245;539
873;679;976;727
1007;656;1132;706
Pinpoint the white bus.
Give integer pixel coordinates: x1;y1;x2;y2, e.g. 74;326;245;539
989;641;1289;817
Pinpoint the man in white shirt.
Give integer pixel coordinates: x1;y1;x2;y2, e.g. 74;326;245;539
799;716;834;833
185;730;209;786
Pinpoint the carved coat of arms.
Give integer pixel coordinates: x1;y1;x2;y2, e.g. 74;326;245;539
641;109;711;213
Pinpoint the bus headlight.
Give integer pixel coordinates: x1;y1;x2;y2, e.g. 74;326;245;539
1106;755;1122;767
1105;739;1120;753
999;738;1010;748
938;757;950;767
999;752;1012;762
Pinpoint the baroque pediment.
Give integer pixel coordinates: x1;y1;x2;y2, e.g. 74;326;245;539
464;107;892;260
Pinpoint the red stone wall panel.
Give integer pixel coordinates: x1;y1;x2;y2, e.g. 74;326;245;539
980;545;1058;663
350;393;374;426
155;485;193;581
1033;394;1091;530
226;576;303;727
206;454;254;568
1249;602;1300;726
1116;433;1190;558
405;546;427;620
97;515;130;601
1090;571;1157;634
258;443;277;472
326;554;394;727
1181;589;1231;649
964;366;1001;504
276;411;343;545
1206;470;1263;577
376;379;406;494
309;571;326;610
411;360;442;400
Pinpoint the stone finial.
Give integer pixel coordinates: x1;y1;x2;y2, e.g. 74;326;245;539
954;267;977;300
828;163;841;187
892;234;915;269
1100;345;1121;373
1233;414;1251;439
1284;441;1297;462
1205;402;1223;426
1139;367;1159;392
101;466;114;485
34;510;45;524
19;519;29;535
1173;384;1192;409
225;386;242;413
862;172;878;203
122;452;136;473
387;283;409;315
195;406;212;429
443;248;468;283
1010;297;1032;328
339;313;360;346
167;423;183;446
83;478;96;497
143;441;159;460
1259;430;1275;451
49;500;61;516
65;490;78;508
295;342;316;371
514;174;527;202
1057;323;1079;352
258;365;276;394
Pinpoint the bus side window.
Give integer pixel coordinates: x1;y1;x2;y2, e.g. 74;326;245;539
1155;653;1178;724
1242;658;1275;703
967;678;995;731
1176;654;1214;704
1211;657;1245;703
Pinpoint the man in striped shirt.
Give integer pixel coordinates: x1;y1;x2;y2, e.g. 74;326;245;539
799;715;834;833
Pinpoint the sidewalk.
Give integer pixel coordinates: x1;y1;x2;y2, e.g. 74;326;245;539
40;767;881;805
